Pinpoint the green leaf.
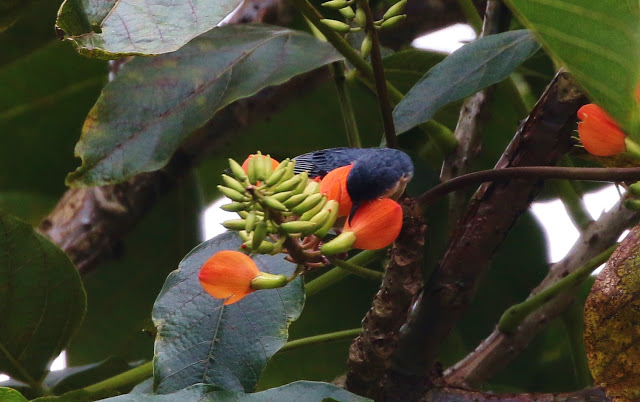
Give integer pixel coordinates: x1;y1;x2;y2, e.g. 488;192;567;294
66;177;201;365
584;227;640;400
152;232;304;394
66;24;343;187
0;41;106;196
0;387;28;402
102;381;369;401
0;211;86;385
45;358;137;394
0;192;56;226
505;0;640;142
55;0;243;58
393;30;540;135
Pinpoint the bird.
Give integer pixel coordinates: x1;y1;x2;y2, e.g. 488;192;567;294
293;147;414;219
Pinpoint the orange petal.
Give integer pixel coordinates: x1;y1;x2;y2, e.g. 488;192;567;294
198;250;260;305
320;165;353;217
241;154;280;173
344;198;403;250
577;104;627;156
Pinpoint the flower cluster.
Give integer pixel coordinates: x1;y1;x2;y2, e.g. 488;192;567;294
198;152;405;305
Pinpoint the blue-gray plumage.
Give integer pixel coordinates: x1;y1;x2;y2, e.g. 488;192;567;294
293;147;414;218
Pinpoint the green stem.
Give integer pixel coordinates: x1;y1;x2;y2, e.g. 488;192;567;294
499;244;617;333
356;0;397;148
561;300;593;387
305;249;385;297
82;361;152;397
456;0;483;33
281;328;361;352
554;179;594;231
331;62;362;147
291;0;456;148
330;257;383;280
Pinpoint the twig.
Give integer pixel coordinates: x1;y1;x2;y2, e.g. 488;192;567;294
498;244;616;333
356;0;397;148
280;328;361;352
444;198;638;388
330;62;362;147
329;258;383;280
418;166;640;209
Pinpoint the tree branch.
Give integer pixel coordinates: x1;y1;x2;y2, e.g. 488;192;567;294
383;71;588;399
444;197;638;388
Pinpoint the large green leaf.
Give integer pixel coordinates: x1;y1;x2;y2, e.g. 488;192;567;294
0;388;28;402
0;192;56;226
393;30;540;135
0;40;106;196
66;177;200;365
66;23;343;187
55;0;243;58
152;232;304;394
0;211;86;384
103;381;369;401
505;0;640;142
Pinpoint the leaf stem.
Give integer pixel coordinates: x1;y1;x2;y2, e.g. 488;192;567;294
498;244;617;334
331;62;362;147
81;361;152;397
456;0;483;33
356;0;397;148
281;328;361;352
329;257;383;280
417;166;640;208
305;249;385;297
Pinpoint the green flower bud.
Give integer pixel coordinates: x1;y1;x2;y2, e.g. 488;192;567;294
263;155;274;179
322;0;349;9
303;181;321;195
238;230;250;241
380;14;406;30
263;196;288;211
382;0;406;20
273;175;302;192
277;159;296;185
247;156;258;184
624;198;640;211
222;174;247;194
300;197;328;221
321;18;351;33
250;272;289;290
272;190;294;202
338;6;356;19
245;211;257;232
220;202;248;212
291;193;324;214
251;240;276;254
223;219;248;231
252;221;268;249
629;182;640;197
355;8;366;27
283;193;308;209
314;200;340;237
293;171;309;194
321;231;357;255
265;164;287;186
280;220;318;234
218;185;247;202
228;158;247;181
308;209;330;228
360;35;372;58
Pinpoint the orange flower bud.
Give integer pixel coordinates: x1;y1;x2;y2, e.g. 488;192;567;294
198;250;259;305
577;104;627;156
344;198;403;249
241;154;280;173
320;165;353;216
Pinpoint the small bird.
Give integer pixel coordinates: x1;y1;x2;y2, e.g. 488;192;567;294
293;147;414;218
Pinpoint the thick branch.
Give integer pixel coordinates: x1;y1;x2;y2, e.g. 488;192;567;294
345;198;426;400
384;71;588;399
421;386;608;401
444;198;638;387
